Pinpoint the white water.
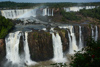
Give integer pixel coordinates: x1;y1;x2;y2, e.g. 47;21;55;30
1;8;37;19
68;30;73;54
79;26;83;50
48;9;50;16
52;33;66;63
95;26;98;41
24;32;36;65
91;26;94;39
5;31;21;64
68;26;78;54
52;9;54;16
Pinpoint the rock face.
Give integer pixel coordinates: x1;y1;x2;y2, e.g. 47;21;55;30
58;29;69;52
0;39;6;61
28;30;53;61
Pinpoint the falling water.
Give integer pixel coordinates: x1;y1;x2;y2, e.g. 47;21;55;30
52;9;53;16
5;31;21;64
91;26;94;39
68;30;73;54
1;9;37;19
24;32;36;65
52;33;66;63
68;26;78;54
95;26;98;41
79;26;83;50
48;9;50;16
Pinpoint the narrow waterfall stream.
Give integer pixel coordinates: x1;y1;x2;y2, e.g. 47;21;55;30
68;26;78;54
91;26;94;39
95;26;98;41
52;33;67;63
68;30;73;54
5;31;21;64
79;26;83;50
24;32;36;65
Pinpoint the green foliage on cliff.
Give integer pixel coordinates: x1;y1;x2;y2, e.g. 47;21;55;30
79;7;100;19
45;2;100;8
70;38;100;67
0;16;14;39
61;10;81;21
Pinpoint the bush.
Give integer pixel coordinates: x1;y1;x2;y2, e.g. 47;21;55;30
70;38;100;67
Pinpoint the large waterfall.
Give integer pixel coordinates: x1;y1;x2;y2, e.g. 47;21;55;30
68;26;78;54
79;26;83;50
1;8;37;19
52;33;67;63
5;31;36;67
24;32;36;65
5;31;21;64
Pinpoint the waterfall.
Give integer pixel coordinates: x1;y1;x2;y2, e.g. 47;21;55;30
95;26;98;41
5;31;21;64
68;30;73;54
48;9;50;16
52;9;53;16
79;26;83;50
43;8;47;16
68;26;78;54
1;9;37;19
52;33;66;63
24;32;36;65
91;26;94;39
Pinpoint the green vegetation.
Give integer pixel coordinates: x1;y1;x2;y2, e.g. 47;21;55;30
80;7;100;19
0;16;14;39
70;38;100;67
0;1;40;9
61;10;81;21
45;2;100;8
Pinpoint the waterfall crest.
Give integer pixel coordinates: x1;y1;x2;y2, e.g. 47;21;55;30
52;33;67;63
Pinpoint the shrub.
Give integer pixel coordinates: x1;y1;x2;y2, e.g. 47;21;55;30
70;38;100;67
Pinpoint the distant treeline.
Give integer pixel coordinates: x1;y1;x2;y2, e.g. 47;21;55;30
0;1;40;9
0;1;100;9
79;7;100;19
45;2;100;8
58;6;100;21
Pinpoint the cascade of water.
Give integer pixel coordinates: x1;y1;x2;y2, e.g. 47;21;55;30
68;26;78;54
91;26;94;39
24;32;36;65
52;33;66;63
48;9;50;16
52;9;53;16
68;30;73;54
5;31;21;64
95;26;98;41
79;26;83;50
1;9;37;19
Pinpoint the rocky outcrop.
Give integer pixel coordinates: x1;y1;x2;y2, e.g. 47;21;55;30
28;30;53;61
54;27;69;52
0;39;6;61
